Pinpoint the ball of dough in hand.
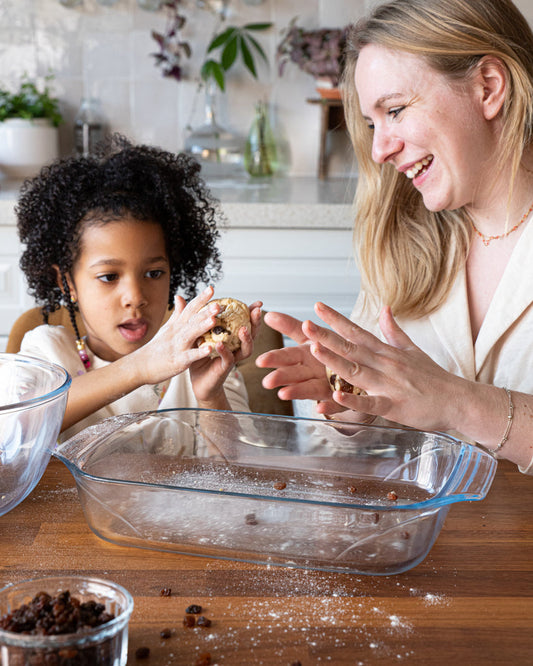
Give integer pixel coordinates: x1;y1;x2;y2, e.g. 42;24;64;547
325;366;366;395
198;298;251;358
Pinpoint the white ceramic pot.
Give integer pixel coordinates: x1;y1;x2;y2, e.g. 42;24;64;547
0;118;59;179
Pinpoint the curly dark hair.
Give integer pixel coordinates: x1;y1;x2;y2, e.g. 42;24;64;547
16;133;223;326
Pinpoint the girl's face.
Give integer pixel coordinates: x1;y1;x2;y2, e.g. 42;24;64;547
355;44;500;212
67;215;171;362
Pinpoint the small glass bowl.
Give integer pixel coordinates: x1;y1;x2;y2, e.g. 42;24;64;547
0;575;133;665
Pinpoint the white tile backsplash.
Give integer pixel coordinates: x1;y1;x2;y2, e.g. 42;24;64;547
1;0;532;177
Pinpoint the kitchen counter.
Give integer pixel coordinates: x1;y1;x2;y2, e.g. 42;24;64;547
1;457;532;664
0;176;356;228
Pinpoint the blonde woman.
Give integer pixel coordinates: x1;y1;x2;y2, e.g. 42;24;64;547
257;0;533;473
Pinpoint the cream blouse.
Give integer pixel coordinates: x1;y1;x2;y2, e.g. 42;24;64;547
351;217;533;475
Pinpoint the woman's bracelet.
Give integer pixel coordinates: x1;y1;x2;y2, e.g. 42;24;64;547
493;387;514;454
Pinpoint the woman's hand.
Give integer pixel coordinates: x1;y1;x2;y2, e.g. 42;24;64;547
306;302;466;432
189;300;263;408
256;311;353;417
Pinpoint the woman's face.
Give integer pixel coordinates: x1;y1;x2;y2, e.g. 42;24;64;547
355;44;499;212
67;215;171;362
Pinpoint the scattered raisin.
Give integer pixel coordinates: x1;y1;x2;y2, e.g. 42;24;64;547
160;628;172;639
348;485;357;494
273;481;286;490
370;512;380;524
195;653;212;666
387;491;398;501
245;513;258;525
185;604;202;614
291;662;303;666
196;615;212;628
159;587;172;597
135;646;150;659
183;615;196;628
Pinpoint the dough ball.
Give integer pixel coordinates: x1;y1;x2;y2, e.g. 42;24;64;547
198;298;251;358
325;366;366;395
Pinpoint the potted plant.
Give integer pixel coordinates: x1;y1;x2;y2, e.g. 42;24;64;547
150;0;272;175
277;18;349;98
0;75;63;179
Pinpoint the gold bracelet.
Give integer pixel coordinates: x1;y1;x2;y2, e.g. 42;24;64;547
493;387;514;454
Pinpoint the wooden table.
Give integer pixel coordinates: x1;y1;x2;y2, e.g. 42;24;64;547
1;457;532;665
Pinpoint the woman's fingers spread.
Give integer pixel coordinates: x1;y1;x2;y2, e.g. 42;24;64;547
314;302;385;353
264;311;307;344
256;345;307;369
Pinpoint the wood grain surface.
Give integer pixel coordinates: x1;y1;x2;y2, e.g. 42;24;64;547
1;457;532;665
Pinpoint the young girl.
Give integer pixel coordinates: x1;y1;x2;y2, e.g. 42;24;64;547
16;134;261;441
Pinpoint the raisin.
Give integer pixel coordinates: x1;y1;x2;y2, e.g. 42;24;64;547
197;615;212;627
387;491;398;501
160;628;172;639
135;646;151;659
348;486;357;494
195;653;212;666
159;587;172;597
185;604;202;614
183;615;196;628
212;326;227;335
273;481;286;490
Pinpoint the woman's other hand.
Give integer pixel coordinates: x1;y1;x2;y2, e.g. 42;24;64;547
307;302;466;432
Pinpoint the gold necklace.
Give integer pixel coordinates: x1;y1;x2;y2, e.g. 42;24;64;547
472;200;533;246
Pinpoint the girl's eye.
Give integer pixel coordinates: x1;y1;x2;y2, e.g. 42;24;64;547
97;273;118;283
388;106;405;120
146;269;165;279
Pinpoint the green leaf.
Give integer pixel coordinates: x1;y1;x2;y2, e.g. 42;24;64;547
221;35;238;71
201;59;225;91
242;22;273;32
243;33;268;63
207;27;237;53
239;36;257;78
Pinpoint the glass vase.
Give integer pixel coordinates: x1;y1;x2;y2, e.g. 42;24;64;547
184;83;245;178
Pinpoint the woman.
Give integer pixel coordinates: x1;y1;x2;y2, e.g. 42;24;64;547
257;0;533;473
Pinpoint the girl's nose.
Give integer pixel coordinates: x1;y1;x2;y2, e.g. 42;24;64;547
121;279;147;309
371;127;403;165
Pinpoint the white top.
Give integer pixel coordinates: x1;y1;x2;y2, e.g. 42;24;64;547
20;325;250;443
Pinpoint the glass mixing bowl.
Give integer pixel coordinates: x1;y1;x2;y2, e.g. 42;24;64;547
0;353;71;517
0;575;133;665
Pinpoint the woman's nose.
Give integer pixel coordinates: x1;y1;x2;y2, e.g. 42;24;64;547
371;127;403;165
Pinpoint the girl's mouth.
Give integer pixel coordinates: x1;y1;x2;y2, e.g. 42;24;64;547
118;319;149;343
405;155;434;180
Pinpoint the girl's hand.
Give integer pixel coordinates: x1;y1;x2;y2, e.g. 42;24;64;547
255;311;347;417
306;302;466;432
189;300;263;408
130;286;222;385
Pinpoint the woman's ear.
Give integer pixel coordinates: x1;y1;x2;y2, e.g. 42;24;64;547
53;265;76;302
476;56;507;121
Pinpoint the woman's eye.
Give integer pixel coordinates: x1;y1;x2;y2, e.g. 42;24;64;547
146;269;165;279
97;273;118;283
388;106;405;119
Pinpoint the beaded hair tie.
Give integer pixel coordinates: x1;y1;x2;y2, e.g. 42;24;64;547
62;273;91;371
76;337;91;370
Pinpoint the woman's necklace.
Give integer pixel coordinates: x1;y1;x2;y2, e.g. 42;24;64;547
472;199;533;246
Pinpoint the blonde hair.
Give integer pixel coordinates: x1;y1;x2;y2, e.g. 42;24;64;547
342;0;533;318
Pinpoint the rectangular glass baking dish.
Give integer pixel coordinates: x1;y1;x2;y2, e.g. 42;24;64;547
54;409;497;575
